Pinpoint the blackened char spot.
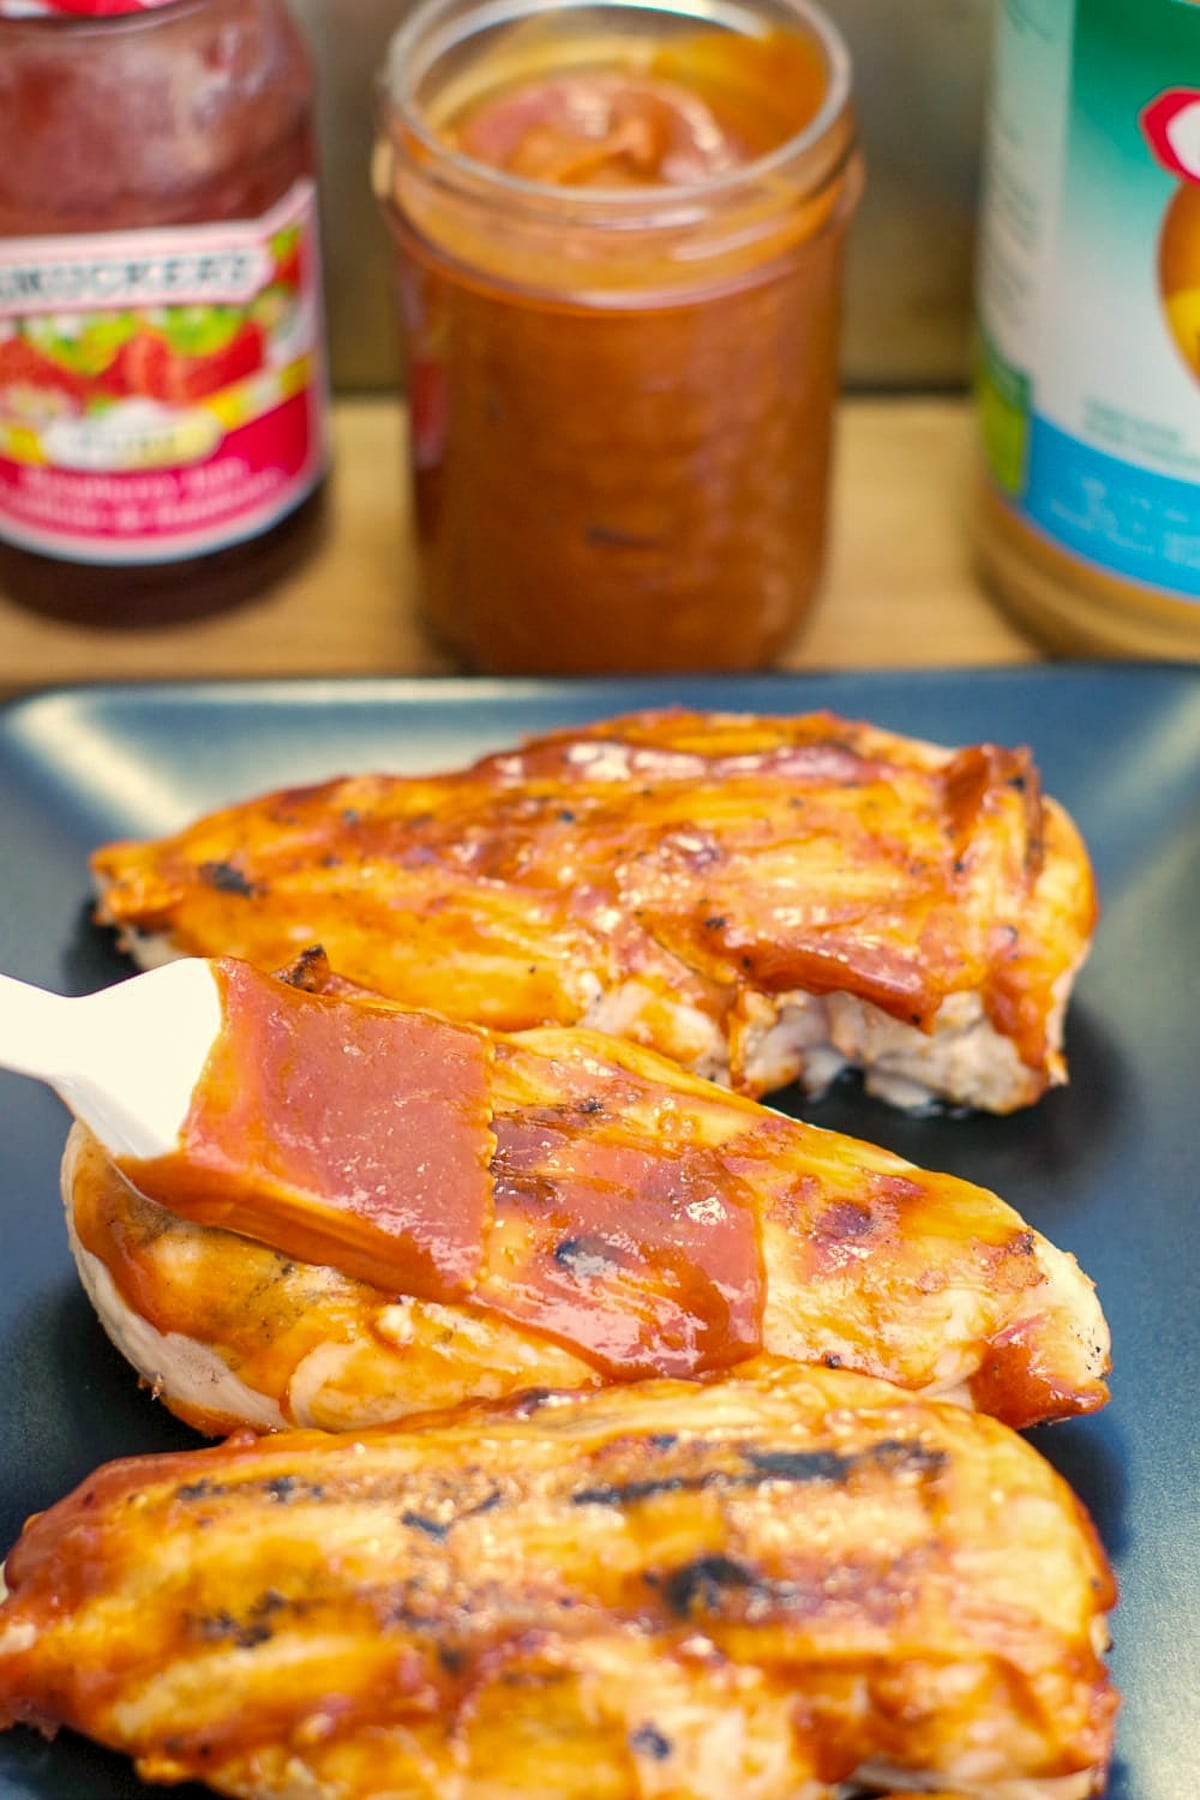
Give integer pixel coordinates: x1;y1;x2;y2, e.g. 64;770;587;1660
193;1589;287;1649
197;859;258;897
630;1724;673;1761
402;1511;450;1541
278;945;330;990
655;1555;758;1617
176;1478;226;1503
402;1490;503;1541
263;1475;320;1503
509;1388;555;1417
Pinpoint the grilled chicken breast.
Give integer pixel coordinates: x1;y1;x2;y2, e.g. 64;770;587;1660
0;1361;1118;1800
61;957;1109;1436
91;709;1098;1114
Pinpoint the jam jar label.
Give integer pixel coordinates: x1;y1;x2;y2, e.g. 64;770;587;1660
0;179;328;564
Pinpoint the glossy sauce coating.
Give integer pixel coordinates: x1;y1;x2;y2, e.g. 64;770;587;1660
75;951;1110;1423
0;1363;1119;1798
119;958;767;1376
94;709;1099;1113
123;960;496;1300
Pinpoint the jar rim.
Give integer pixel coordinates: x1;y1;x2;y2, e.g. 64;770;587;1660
380;0;855;215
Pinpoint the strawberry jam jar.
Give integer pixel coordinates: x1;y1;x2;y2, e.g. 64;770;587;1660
375;0;861;674
0;0;329;624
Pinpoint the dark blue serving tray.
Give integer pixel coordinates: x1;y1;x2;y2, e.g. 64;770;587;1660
0;667;1197;1799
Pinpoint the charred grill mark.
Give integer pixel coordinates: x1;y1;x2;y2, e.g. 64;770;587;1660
402;1490;503;1541
196;859;258;898
573;1438;949;1510
573;1473;714;1507
173;1474;327;1505
653;1555;760;1617
401;1511;451;1542
746;1449;857;1483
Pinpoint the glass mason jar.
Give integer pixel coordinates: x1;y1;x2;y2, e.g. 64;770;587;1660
0;0;329;626
375;0;861;675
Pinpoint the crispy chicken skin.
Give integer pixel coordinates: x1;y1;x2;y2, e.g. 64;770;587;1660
61;959;1110;1436
0;1362;1118;1800
91;709;1098;1114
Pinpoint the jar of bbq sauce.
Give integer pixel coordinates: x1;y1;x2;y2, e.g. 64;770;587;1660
375;0;861;675
0;0;329;626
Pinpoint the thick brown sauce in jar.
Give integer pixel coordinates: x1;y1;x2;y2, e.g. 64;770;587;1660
382;22;858;673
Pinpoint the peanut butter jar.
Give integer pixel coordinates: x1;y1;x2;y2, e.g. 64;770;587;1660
374;0;861;675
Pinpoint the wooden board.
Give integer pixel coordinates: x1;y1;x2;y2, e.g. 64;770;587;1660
0;398;1038;693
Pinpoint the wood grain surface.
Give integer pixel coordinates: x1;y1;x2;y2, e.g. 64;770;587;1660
0;397;1038;694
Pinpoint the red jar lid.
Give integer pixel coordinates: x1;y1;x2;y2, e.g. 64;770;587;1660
0;0;183;14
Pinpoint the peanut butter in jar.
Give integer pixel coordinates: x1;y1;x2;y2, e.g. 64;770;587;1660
374;0;861;675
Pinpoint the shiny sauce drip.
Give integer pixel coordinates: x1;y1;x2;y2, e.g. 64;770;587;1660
121;960;495;1299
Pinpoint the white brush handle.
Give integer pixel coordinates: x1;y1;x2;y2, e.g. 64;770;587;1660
0;962;223;1161
0;973;75;1084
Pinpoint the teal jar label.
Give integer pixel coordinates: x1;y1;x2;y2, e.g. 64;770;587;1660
977;0;1200;599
